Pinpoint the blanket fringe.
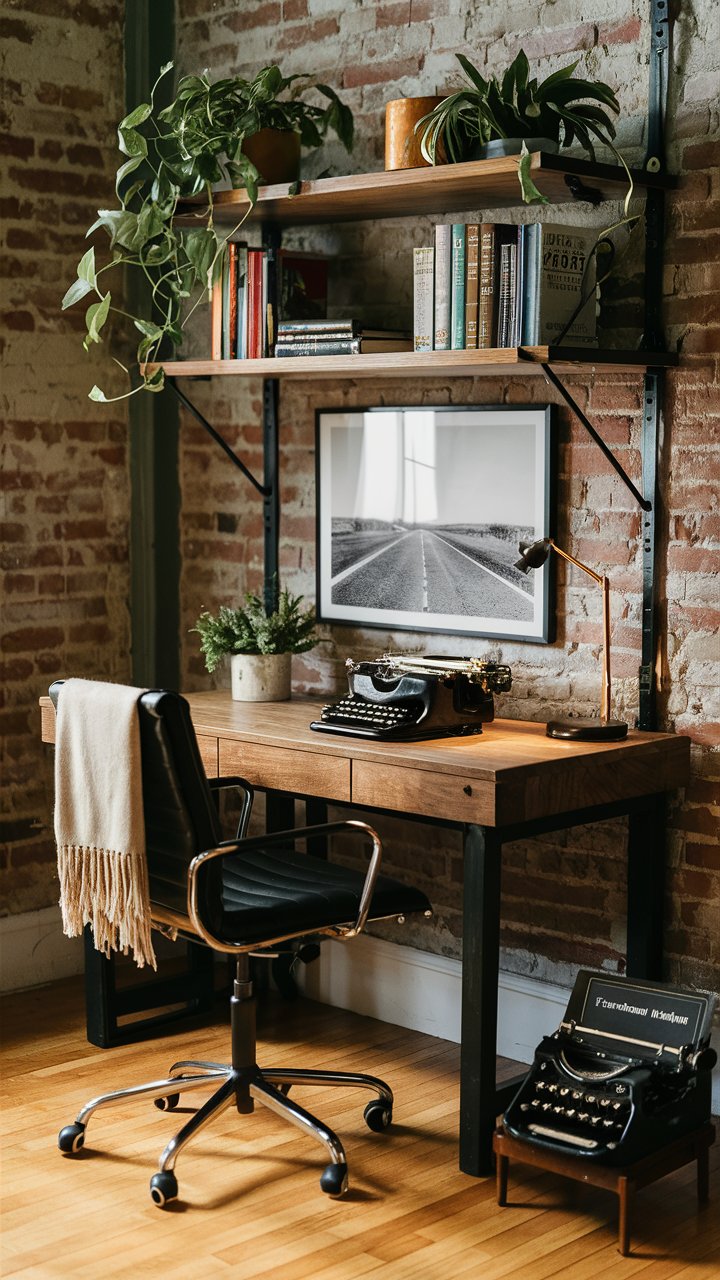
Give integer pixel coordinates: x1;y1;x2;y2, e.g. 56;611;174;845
57;844;157;970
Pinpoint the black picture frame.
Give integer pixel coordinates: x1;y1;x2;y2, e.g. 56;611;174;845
315;405;556;644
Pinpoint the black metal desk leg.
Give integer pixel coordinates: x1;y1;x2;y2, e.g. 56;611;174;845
627;794;666;979
460;823;503;1176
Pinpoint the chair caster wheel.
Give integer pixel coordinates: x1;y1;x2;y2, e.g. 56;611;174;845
154;1093;180;1111
150;1170;178;1208
364;1100;392;1132
58;1122;85;1154
320;1162;348;1198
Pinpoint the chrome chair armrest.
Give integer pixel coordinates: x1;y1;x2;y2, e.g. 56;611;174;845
207;775;255;838
187;820;383;954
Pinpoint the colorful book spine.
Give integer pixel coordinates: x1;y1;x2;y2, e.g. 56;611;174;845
450;223;466;349
478;223;496;349
227;242;238;359
236;246;248;359
413;247;434;352
464;223;479;349
246;249;264;359
434;224;451;350
211;269;222;360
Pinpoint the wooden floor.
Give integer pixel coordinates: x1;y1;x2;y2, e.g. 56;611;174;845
1;978;718;1279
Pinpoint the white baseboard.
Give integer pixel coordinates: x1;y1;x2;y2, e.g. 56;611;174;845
298;934;720;1114
0;906;84;993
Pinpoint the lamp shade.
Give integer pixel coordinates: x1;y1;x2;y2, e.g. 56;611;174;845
515;538;552;573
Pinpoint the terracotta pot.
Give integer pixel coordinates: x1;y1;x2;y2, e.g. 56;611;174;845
241;129;301;185
384;97;447;170
230;652;292;702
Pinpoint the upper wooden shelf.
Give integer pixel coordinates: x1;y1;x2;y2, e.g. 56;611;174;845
176;152;676;228
149;346;678;382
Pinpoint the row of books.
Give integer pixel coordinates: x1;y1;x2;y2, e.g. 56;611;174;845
211;246;329;360
211;247;413;359
413;222;598;353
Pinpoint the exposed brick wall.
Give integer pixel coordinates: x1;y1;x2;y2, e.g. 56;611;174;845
174;1;719;996
1;1;129;913
2;2;716;1005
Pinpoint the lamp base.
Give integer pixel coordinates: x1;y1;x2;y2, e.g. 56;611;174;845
546;717;628;742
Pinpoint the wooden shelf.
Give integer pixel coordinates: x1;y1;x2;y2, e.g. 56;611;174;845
149;346;678;382
176;152;676;227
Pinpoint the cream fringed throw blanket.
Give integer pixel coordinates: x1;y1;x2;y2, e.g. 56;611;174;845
54;678;157;970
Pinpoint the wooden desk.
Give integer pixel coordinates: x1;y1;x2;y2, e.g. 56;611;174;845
40;692;690;1178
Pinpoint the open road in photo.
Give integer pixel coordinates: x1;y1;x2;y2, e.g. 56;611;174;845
330;527;534;621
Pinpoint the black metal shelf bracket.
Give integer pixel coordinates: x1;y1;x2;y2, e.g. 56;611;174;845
167;379;270;498
539;363;653;512
166;375;281;615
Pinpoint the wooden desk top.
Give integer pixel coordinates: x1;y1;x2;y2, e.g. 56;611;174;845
40;691;690;829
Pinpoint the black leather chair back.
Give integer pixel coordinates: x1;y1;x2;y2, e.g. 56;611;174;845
49;683;222;924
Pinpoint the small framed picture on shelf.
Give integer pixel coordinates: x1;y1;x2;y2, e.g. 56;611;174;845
315;404;556;643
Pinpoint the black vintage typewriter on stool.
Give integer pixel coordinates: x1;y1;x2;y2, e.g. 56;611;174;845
503;970;716;1165
310;654;512;742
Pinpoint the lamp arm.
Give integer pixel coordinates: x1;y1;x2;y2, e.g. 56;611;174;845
548;539;604;586
548;541;611;723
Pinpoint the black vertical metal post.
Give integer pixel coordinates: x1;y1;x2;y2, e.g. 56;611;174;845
639;369;662;730
460;823;503;1176
262;376;280;615
261;222;282;615
637;0;672;730
627;795;666;978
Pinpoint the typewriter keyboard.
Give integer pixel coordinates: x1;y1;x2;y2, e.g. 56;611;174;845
318;695;419;737
518;1060;632;1151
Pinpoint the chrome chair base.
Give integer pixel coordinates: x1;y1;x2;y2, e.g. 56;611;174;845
59;1054;394;1207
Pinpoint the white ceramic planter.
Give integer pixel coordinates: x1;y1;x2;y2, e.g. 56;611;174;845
230;652;292;702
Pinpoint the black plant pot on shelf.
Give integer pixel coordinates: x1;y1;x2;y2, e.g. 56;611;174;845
469;137;559;160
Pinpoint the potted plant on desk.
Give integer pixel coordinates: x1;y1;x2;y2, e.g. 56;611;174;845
61;62;353;401
193;588;318;701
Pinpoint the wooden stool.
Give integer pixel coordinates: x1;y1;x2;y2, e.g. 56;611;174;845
493;1123;715;1256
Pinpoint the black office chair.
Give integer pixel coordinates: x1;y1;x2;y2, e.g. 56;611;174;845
52;685;432;1207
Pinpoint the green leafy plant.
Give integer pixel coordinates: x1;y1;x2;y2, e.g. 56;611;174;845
193;589;319;673
62;63;353;401
416;50;621;202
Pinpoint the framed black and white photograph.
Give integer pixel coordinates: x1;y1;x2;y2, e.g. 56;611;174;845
316;405;555;643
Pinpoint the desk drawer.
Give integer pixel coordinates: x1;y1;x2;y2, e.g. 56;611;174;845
353;761;495;825
197;734;218;778
219;740;350;802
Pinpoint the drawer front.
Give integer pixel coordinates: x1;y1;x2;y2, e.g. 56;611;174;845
352;761;496;825
220;740;350;802
196;734;219;778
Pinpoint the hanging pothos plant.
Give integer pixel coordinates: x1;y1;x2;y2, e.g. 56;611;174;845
62;62;354;401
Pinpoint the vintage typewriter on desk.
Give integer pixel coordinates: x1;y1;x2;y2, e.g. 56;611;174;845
310;653;512;741
503;969;716;1165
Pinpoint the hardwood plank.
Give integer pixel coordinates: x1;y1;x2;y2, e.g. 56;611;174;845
174;153;675;228
146;346;677;382
1;978;716;1280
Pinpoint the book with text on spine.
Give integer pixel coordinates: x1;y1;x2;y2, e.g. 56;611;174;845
450;224;466;349
277;323;410;342
464;223;479;349
434;224;451;350
478;223;496;349
522;224;598;346
413;247;434;352
275;336;414;356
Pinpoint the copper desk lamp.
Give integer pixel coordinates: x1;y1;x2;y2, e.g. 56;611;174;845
515;537;628;741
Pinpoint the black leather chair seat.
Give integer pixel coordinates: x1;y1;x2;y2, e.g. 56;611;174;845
220;845;429;944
